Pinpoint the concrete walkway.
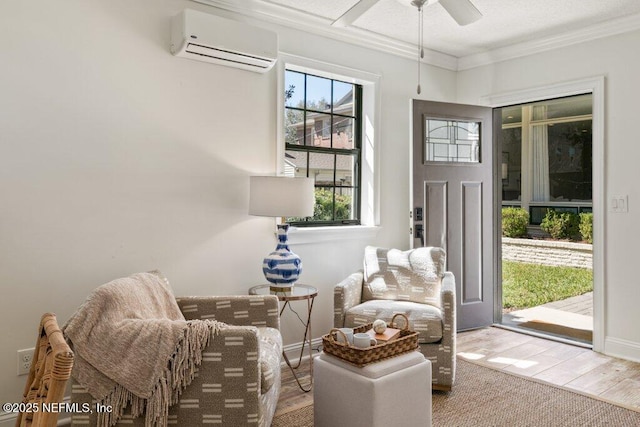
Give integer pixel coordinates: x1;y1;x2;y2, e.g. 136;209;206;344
542;291;593;316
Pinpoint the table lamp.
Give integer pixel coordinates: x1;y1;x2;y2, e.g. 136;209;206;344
249;176;315;290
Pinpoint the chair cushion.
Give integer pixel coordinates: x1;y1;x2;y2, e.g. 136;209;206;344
257;327;282;394
362;246;445;308
344;300;443;344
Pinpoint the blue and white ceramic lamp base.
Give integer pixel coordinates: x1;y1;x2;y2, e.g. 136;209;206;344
263;224;302;290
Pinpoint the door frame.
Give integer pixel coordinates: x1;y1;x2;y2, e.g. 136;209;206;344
482;76;605;353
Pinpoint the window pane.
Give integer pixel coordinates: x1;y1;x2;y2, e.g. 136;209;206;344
502;106;522;125
335;186;355;220
333;80;354;117
309;152;334;185
313;187;335;221
306;112;332;147
284;109;304;145
336;154;356;221
427;119;450;140
335;154;355;188
308;153;356;187
547;120;592;201
333;117;355;149
502;127;522;202
531;94;592;121
284;150;307;177
284;70;305;108
425;119;480;163
306;75;331;111
311;187;355;222
306;153;358;222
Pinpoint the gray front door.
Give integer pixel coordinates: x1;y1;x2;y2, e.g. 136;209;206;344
412;100;496;331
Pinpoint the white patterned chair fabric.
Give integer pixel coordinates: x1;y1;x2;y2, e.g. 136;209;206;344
70;295;282;427
334;246;456;391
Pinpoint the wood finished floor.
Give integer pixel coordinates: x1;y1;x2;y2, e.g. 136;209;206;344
275;327;640;416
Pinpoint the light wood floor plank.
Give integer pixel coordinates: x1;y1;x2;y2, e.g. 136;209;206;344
565;358;640;395
599;378;640;406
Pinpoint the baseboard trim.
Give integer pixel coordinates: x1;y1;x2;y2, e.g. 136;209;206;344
605;337;640;363
282;337;323;367
0;411;17;427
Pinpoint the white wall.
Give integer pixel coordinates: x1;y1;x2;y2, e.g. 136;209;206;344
0;0;456;417
457;30;640;361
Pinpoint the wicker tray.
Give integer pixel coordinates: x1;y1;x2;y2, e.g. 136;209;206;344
322;314;419;367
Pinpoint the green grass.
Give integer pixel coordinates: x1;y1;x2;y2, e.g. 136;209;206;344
502;260;593;311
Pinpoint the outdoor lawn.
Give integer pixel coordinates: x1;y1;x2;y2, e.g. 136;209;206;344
502;260;593;312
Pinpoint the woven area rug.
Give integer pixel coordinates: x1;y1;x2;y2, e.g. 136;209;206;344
272;403;313;427
272;358;640;426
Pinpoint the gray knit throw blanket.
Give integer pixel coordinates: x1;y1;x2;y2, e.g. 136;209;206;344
63;271;222;427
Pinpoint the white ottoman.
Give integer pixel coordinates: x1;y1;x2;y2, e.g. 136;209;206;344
313;351;432;427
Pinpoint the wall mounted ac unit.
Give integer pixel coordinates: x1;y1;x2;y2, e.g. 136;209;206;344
171;9;278;73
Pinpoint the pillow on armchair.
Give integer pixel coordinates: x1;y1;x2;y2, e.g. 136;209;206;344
362;246;446;308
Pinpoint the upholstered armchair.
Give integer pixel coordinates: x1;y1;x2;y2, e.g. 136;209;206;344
334;246;456;391
70;295;282;427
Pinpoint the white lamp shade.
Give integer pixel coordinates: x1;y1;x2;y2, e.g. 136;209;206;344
249;176;315;218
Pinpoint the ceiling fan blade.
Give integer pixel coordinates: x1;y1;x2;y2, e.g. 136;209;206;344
332;0;381;27
438;0;482;26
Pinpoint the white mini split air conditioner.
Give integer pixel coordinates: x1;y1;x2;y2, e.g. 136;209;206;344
171;9;278;73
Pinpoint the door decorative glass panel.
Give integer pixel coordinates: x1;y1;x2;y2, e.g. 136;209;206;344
424;119;481;163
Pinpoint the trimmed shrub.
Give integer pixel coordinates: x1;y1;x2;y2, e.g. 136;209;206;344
312;188;351;221
579;212;593;243
502;207;529;238
540;210;579;240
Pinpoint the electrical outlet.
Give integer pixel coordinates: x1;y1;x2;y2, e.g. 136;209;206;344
17;348;34;376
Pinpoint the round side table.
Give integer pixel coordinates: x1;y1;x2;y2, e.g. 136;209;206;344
249;284;317;392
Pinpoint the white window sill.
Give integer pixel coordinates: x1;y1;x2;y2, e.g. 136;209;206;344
286;225;381;245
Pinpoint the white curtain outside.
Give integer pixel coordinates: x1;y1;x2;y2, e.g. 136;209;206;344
532;106;550;201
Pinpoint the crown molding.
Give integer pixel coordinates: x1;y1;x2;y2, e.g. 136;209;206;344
458;12;640;71
192;1;640;73
190;0;459;71
481;76;604;107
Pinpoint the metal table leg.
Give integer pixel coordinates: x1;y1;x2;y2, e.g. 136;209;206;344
280;296;315;392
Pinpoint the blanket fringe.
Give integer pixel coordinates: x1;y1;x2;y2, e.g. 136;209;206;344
96;320;223;427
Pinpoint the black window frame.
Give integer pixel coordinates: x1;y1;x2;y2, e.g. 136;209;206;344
284;70;363;227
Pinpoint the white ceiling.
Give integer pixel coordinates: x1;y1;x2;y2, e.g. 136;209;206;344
194;0;640;70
